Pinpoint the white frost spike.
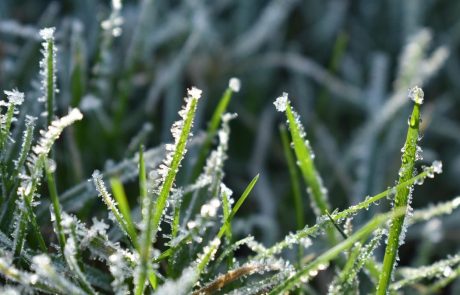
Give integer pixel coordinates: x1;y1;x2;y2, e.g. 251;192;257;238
200;198;220;217
112;0;122;10
408;86;424;104
274;92;289;112
4;89;24;105
39;27;55;40
423;218;443;243
187;86;202;99
432;160;442;174
101;0;124;37
39;26;58;106
31;109;83;158
229;77;241;92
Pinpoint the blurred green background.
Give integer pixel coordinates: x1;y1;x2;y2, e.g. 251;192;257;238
1;0;459;287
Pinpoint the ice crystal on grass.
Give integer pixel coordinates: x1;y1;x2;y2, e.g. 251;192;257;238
32;254;85;294
101;0;124;37
39;27;55;40
155;267;197;295
108;252;130;295
92;170;124;229
411;196;460;224
273;92;288;112
408;86;424;104
391;254;460;291
229;77;241;92
3;89;24;105
38;26;58;121
432;160;443;174
200;198;220;218
31;109;83;159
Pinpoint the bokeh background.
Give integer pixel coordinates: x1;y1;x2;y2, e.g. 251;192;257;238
1;0;460;291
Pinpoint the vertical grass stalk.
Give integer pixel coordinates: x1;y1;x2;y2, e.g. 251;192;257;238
377;86;424;294
39;27;57;126
135;87;202;295
274;93;336;244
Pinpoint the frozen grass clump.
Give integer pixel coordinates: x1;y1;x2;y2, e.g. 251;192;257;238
0;0;459;293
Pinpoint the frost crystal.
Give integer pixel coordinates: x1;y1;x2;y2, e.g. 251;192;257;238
200;198;220;217
92;170;123;228
31;109;83;158
4;89;24;105
39;27;55;40
229;77;241;92
101;0;124;37
39;26;58;112
424;218;443;243
187;86;202;99
432;160;443;174
408;86;424;104
274;92;289;112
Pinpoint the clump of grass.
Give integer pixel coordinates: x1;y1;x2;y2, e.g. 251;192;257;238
0;17;459;295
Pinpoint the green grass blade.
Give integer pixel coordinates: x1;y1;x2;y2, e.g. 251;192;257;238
377;86;424;294
275;94;336;244
45;161;65;254
92;171;137;247
39;27;57;126
139;145;148;202
135;88;202;295
279;125;304;231
110;177;138;248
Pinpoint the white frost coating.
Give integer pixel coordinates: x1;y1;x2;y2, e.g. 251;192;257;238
196;238;221;267
31;109;83;158
274;92;288;112
432;160;443;174
112;0;122;10
101;0;124;37
408;86;424;104
154;267;197;295
39;26;58;107
198;112;236;190
229;77;241;92
108;252;129;295
187;86;202;99
1;287;21;295
186;220;197;229
32;254;51;270
39;27;55;40
200;198;220;217
4;89;24;105
424;218;443;243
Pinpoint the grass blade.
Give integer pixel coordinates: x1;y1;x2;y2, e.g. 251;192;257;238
110;177;138;247
377;86;427;294
135;87;202;295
